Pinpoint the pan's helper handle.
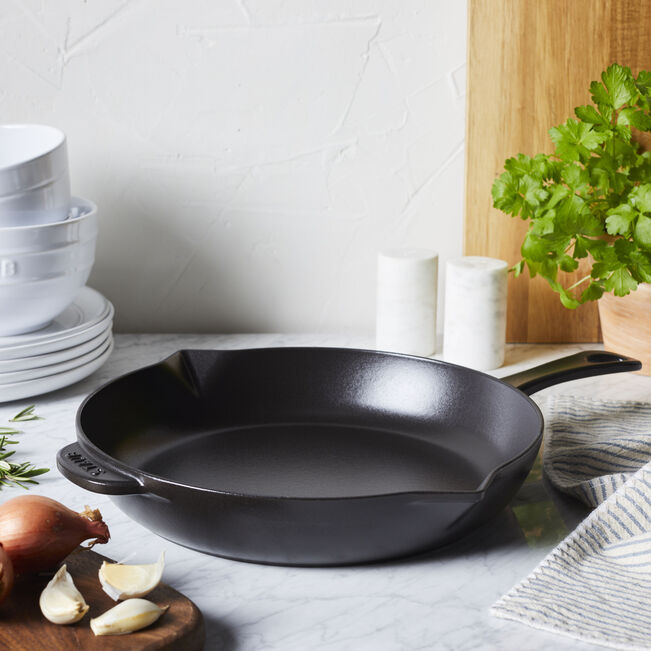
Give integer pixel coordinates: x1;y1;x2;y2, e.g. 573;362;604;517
56;443;144;495
502;350;641;395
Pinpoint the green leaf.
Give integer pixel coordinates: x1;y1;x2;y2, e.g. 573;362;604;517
590;80;613;108
629;151;651;182
611;170;631;195
629;249;651;282
492;171;523;216
561;164;589;192
9;405;43;422
511;260;525;276
547;184;569;208
636;70;651;96
629;184;651;212
559;292;580;309
573;236;589;258
618;107;651;130
589;167;610;195
581;282;605;302
521;232;550;262
549;119;608;162
614;237;636;261
531;153;559;179
20;467;49;478
616;107;636;126
613;124;634;144
527;257;558;281
601;63;636;109
559;255;579;272
605;204;637;235
605;267;638;296
549;281;580;309
634;215;651;249
629;111;651;130
586;238;614;259
503;154;532;176
530;210;556;236
575;104;609;125
521;174;549;206
592;261;612;279
555;194;584;233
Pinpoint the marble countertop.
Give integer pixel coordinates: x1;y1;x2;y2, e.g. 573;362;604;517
1;334;649;651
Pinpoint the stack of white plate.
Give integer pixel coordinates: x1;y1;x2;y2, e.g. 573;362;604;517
0;123;114;402
0;287;113;403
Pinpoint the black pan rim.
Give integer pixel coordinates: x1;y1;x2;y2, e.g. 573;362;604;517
74;346;545;501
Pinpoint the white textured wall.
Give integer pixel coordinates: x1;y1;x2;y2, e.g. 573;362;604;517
0;0;467;334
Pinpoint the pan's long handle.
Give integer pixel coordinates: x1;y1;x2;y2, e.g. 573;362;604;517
56;443;144;495
502;350;641;395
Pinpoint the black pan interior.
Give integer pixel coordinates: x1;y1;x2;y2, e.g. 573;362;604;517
78;348;542;498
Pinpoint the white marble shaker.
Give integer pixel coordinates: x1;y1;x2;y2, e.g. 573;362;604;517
443;256;508;370
0;334;648;651
376;248;438;357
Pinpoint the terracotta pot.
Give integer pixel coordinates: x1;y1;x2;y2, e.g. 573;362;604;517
598;282;651;375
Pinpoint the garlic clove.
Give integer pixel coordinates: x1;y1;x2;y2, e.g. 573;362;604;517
39;564;89;625
90;598;168;636
98;551;165;600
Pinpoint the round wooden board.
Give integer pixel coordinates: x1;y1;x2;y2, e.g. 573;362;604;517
0;548;205;650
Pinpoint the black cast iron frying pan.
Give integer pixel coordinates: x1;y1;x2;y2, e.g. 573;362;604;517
57;348;640;566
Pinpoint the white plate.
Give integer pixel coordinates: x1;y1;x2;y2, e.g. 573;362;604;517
0;301;113;361
0;334;112;383
0;324;112;372
0;339;114;403
0;315;112;362
0;286;109;347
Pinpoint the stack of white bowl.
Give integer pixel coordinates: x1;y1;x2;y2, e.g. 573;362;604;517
0;124;113;402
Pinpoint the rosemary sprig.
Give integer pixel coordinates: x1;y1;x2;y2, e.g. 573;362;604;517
9;405;43;422
0;460;49;489
0;406;49;489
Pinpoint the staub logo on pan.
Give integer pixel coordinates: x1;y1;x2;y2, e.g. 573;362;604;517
66;451;103;477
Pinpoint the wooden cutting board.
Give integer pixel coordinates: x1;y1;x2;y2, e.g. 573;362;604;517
0;549;205;650
465;0;651;342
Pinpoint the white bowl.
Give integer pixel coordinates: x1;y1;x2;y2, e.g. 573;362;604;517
0;267;95;336
0;238;96;285
0;124;70;227
0;196;98;336
0;197;97;254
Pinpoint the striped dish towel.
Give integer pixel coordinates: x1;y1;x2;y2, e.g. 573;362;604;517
492;461;651;649
543;397;651;507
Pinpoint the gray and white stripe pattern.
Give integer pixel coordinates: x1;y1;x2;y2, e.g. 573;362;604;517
492;461;651;650
492;398;651;650
543;397;651;507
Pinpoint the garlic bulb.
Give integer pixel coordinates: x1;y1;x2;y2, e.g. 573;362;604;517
90;598;168;636
39;565;89;624
98;552;165;600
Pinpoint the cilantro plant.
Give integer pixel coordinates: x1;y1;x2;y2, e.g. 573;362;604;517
492;63;651;308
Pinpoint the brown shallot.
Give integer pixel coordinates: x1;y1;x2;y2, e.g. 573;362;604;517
0;495;110;575
0;543;13;605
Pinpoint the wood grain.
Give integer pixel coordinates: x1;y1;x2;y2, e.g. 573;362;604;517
599;282;651;375
0;549;205;651
465;0;651;342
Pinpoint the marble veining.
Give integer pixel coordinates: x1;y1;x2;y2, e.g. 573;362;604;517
1;334;648;650
442;257;507;371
